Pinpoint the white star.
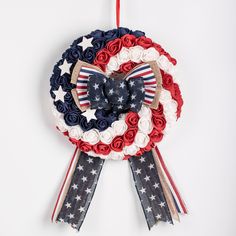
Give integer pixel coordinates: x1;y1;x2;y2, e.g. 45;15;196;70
109;89;114;95
72;184;78;190
103;78;107;83
59;59;72;75
140;187;146;194
82;109;97;122
149;195;156;201
140;87;145;93
139;157;145;163
58;218;64;222
153;182;160;189
79;206;85;213
118;96;124;103
156;214;162;220
148;163;154;170
146;206;152;213
81;176;87;182
130;103;136;108
93;83;99;90
72;223;77;228
90;169;97;175
134;168;141;175
85;188;92;194
95;96;100;101
87;157;93;164
53;86;67;102
77;165;84;171
75;195;81;201
159;202;165;208
77;36;93;51
130;81;135;87
120;82;125;89
131;94;136;100
68;213;74;219
144;175;150;182
118;105;123;109
65;202;71;208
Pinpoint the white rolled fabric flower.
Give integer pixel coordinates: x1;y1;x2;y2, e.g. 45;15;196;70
111;120;128;135
134;132;150;148
159;89;172;105
99;127;114;144
68;126;83;140
157;55;171;72
166;63;175;76
165;114;177;126
129;45;144;63
107;56;120;72
164;100;178;114
82;129;100;145
56;118;68;132
108;151;125;160
124;144;139;156
142;47;160;62
138;105;152;117
52;106;63;119
138;117;153;134
117;47;130;64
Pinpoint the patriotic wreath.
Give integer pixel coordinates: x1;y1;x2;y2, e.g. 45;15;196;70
50;27;187;231
50;28;183;160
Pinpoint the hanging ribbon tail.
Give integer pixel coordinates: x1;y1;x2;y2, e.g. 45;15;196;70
51;148;104;231
153;146;188;215
128;151;173;230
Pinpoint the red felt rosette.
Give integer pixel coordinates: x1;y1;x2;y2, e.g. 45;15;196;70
93;142;111;155
110;136;125;152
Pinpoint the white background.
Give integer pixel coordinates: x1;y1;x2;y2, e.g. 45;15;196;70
0;0;235;235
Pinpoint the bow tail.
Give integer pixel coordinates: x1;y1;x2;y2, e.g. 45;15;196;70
51;148;104;231
153;146;188;215
128;151;173;230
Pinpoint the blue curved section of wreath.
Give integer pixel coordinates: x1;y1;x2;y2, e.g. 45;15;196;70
49;27;145;131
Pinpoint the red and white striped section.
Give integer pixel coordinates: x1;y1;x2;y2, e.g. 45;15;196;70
76;66;101;107
126;64;157;106
154;146;187;214
51;147;79;222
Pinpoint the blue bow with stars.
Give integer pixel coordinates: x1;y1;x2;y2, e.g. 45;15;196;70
88;73;145;113
72;60;161;113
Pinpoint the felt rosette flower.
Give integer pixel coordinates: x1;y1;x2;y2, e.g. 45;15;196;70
49;27;186;232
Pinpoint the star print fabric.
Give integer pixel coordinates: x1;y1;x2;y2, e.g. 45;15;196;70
87;74;145;113
56;152;104;231
129;151;173;229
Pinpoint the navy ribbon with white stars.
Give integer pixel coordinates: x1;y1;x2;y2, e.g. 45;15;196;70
56;152;104;231
129;151;173;229
53;150;176;231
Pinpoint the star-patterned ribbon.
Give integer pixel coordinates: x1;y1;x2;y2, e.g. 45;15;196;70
129;151;173;229
51;148;187;231
52;151;104;231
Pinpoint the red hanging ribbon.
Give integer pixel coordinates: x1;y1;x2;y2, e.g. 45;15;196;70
116;0;120;28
